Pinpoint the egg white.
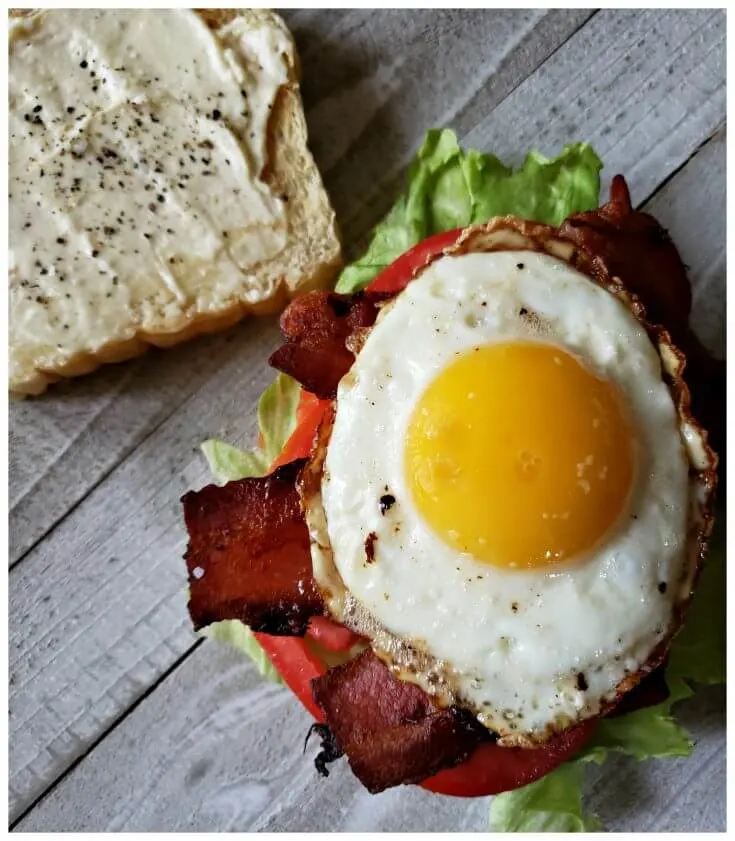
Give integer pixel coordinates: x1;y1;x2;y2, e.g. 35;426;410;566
309;248;690;740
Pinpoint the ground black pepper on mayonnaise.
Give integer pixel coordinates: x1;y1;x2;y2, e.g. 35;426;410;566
9;9;293;392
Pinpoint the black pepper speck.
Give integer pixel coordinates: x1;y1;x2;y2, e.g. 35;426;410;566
379;494;396;515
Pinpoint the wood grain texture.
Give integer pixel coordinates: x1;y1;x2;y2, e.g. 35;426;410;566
14;642;725;832
8;8;591;566
8;9;726;830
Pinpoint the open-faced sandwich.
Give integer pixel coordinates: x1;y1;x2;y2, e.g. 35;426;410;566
181;132;725;830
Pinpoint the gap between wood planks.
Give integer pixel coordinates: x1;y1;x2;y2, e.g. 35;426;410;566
8;8;595;571
9;640;204;830
9;122;726;832
640;122;726;208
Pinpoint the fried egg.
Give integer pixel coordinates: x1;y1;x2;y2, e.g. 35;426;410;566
302;221;714;744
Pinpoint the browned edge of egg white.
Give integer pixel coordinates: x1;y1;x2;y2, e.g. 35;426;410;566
300;402;466;715
299;216;718;748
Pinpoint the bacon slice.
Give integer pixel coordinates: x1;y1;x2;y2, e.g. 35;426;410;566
182;459;324;635
311;649;488;793
560;175;692;346
268;291;386;398
559;175;725;468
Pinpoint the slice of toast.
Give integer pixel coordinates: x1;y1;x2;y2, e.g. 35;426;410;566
9;9;342;395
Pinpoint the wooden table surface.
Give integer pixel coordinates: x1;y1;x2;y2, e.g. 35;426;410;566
9;8;726;833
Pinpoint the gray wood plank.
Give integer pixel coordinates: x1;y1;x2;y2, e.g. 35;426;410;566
463;9;725;200
346;8;726;253
9;327;277;567
8;8;591;566
14;642;724;832
645;127;726;359
9;9;726;825
291;8;596;256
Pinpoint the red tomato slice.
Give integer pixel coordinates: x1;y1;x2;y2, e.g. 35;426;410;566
307;615;363;652
271;391;331;470
368;228;463;294
254;633;326;722
421;720;597;797
257;230;595;795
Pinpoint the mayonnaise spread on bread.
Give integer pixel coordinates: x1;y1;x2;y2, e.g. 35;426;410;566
9;10;293;392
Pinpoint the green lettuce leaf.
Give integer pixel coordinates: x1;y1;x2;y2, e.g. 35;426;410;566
257;371;301;466
335;129;602;293
198;373;300;684
200;439;268;484
578;677;693;765
201;372;300;483
490;682;693;832
200;621;284;686
666;513;726;685
490;762;603;832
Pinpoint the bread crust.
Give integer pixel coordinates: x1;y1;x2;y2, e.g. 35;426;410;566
10;9;342;395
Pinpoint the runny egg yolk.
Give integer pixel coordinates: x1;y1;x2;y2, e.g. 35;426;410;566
404;341;636;569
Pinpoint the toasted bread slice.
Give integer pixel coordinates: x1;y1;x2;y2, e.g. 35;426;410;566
9;9;341;395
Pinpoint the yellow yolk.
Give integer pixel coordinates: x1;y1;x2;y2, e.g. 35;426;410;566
404;341;636;569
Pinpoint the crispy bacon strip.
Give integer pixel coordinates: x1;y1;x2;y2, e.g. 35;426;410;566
311;649;488;793
560;175;725;466
182;459;324;635
560;175;692;346
268;291;386;398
